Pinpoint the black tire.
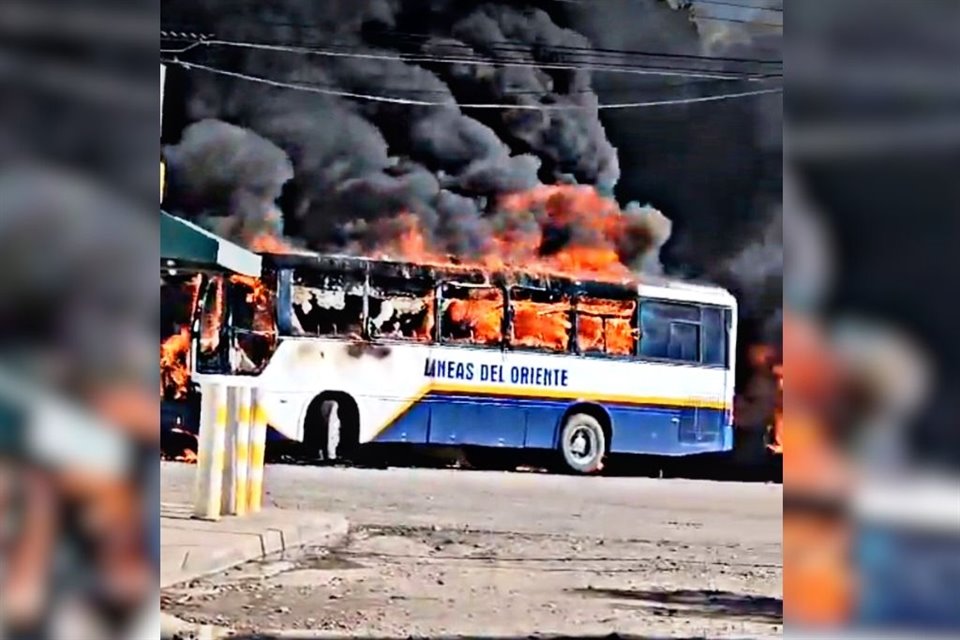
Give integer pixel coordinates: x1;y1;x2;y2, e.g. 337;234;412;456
559;413;606;474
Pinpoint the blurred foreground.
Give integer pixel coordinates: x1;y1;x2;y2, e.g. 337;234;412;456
0;0;158;635
0;171;158;639
784;1;960;632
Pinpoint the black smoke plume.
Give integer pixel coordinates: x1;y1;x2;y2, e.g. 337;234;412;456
161;0;780;315
160;0;676;268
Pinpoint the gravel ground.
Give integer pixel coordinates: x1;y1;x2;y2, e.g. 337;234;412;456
161;462;782;638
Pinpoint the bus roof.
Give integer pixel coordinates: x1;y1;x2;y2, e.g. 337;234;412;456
260;252;736;308
637;276;738;308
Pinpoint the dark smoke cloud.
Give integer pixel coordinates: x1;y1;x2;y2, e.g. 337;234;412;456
163;119;293;245
446;5;620;191
161;0;775;289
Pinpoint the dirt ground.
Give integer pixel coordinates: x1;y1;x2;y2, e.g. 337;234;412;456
161;463;782;638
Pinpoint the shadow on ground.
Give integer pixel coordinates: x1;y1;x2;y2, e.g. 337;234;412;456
261;441;783;484
573;587;783;624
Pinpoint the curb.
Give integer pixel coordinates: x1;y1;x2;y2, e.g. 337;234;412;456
161;510;350;589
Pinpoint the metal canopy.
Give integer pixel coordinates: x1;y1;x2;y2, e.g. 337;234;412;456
161;211;261;277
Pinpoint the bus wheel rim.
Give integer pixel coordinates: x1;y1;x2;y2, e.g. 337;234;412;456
569;427;594;461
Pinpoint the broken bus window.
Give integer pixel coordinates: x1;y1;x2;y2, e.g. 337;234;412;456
509;287;571;353
576;297;638;357
367;274;434;342
229;276;278;375
439;284;504;347
290;269;365;338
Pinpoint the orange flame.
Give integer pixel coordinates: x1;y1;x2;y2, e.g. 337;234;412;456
374;185;636;283
770;361;784;454
577;298;637;356
160;326;192;399
250;233;298;254
741;344;783;454
365;185;653;353
443;288;505;346
230;274;277;337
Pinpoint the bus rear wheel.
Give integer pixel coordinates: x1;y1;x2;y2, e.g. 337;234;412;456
559;413;606;474
304;397;359;463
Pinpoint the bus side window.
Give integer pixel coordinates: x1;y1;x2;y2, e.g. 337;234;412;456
576;297;637;357
367;275;434;342
668;322;700;362
639;302;701;363
291;272;364;337
702;307;727;366
439;284;504;346
509;288;571;353
638;303;670;359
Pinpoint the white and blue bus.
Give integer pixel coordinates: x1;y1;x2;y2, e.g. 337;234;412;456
186;253;737;474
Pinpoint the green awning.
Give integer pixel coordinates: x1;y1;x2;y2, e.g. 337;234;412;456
161;211;261;277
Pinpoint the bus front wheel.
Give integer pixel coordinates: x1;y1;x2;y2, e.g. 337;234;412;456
559;413;606;474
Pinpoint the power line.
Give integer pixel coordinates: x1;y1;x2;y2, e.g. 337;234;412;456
160;26;781;66
356;29;782;66
163;57;782;110
165;50;777;97
188;38;774;82
161;40;206;55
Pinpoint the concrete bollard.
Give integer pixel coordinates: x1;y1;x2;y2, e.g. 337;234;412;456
247;388;268;513
233;386;252;515
221;386;254;516
193;383;228;520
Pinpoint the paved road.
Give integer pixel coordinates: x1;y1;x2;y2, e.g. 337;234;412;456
162;462;782;638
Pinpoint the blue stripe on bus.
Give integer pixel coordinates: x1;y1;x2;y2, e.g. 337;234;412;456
372;391;733;456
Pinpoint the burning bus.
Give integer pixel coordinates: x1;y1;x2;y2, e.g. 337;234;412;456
162;251;737;473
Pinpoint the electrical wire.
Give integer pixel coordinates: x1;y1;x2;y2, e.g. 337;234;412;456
161;26;782;66
163;57;782;110
162;37;776;82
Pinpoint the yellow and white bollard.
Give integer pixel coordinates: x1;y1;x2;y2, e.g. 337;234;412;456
193;383;228;520
247;387;268;513
233;386;252;515
221;386;253;516
223;386;252;516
